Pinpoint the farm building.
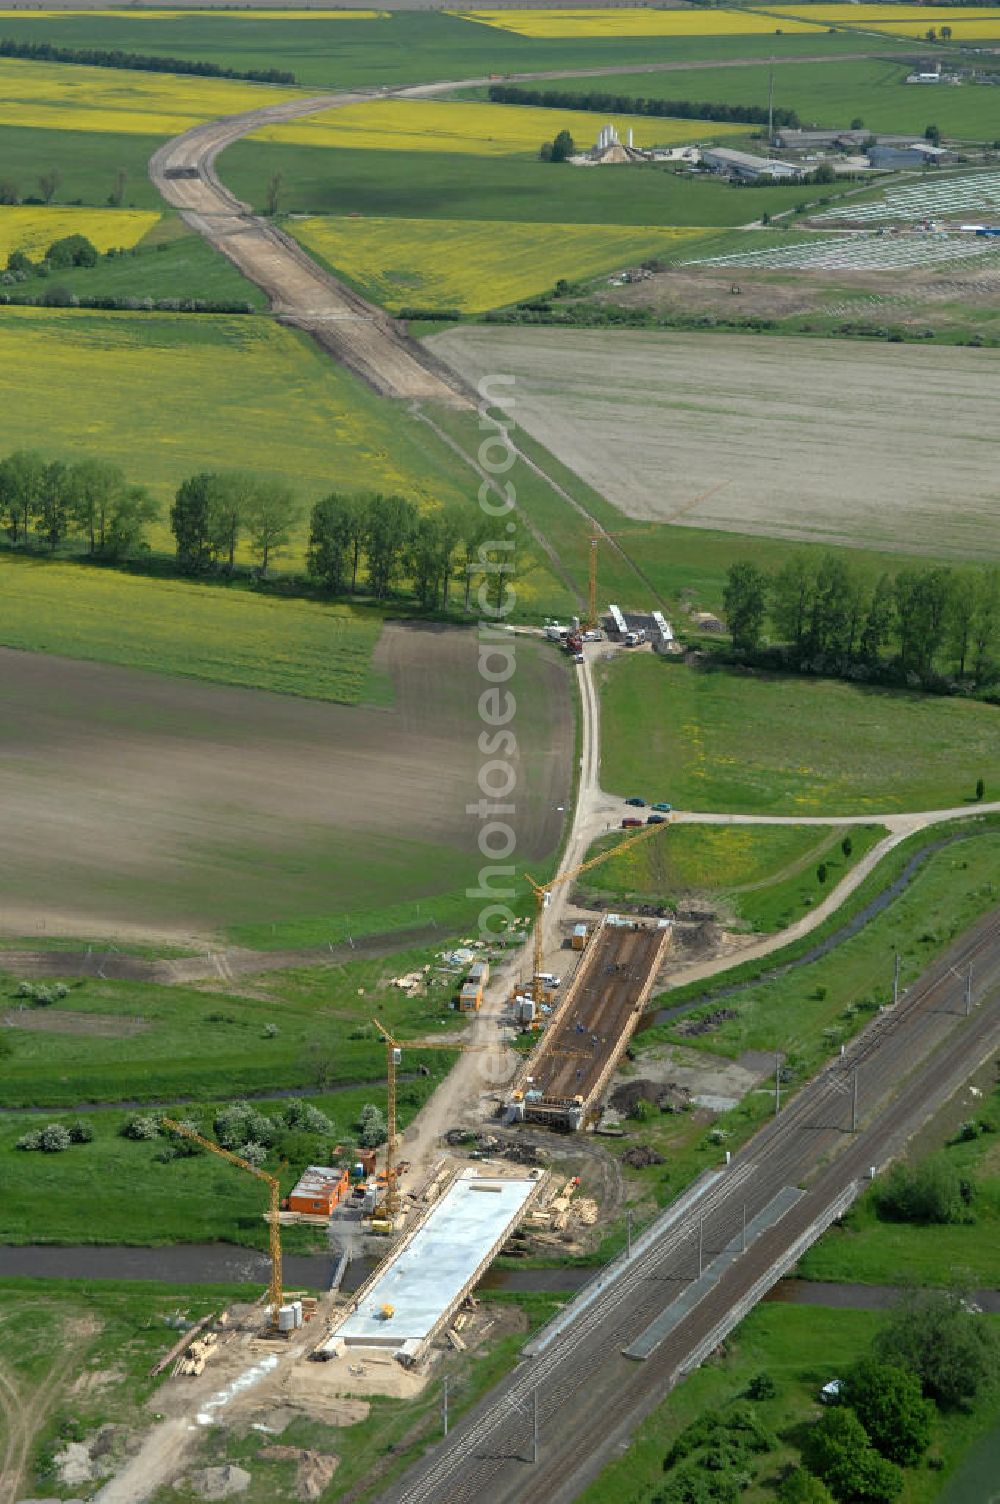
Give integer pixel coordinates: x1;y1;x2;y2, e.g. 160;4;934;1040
700;147;803;181
288;1165;350;1216
776;128;872;152
868;142;954;168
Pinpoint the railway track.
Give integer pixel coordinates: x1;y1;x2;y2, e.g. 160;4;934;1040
379;906;1000;1504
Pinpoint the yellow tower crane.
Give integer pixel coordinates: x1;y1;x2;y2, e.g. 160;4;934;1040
371;1018;493;1218
524;817;669;1005
162;1118;283;1327
586;488;730;627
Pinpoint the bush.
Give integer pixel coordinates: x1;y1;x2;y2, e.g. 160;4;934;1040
15;1130;42;1151
120;1113;160;1141
802;1408;903;1502
875;1154;971;1225
746;1370;777;1401
631;1097;656;1122
282;1100;334;1135
358;1102;387;1148
68;1119;94;1144
241;1139;267;1168
40;1124;72;1153
214;1100;276;1152
46;233;98;269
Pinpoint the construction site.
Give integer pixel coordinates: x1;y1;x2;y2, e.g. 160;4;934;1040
507;915;673;1131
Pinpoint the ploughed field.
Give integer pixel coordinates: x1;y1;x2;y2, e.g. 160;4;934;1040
0;625;572;945
429;327;1000;560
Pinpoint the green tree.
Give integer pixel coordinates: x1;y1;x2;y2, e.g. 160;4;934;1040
244;480;301;577
46;233;97;269
801;1408;903;1502
947;568;978;678
894;566;953;676
170;472;216;573
308;491;358;593
551;128;576;162
924;123;941;146
875;1288;1000;1410
207;471;252;573
0;448;48;545
842;1359;933;1465
976;777;985;801
358;1102;387;1148
365;492;415;600
778;1471;834;1504
859;572;895;667
36;458;70;551
971;569;998;687
67;458;128;556
103;483;157;560
723;561;767;653
771;553;814;654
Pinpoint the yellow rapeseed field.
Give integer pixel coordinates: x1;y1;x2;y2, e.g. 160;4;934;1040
763;4;1000;22
451;7;826;37
0;58;300;137
255;98;745;156
0;206;160;263
293;215;711;313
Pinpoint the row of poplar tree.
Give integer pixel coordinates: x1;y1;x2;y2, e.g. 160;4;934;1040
723;554;999;689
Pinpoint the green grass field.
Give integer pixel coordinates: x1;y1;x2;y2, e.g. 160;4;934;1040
0;307;472;531
493;57;1000;141
224;139;814;226
577;1303;1000;1504
0;1087;436;1249
641;829;1000;1074
0;123;167;209
0;556;388;701
0;951;458;1108
598;656;1000;814
577;822;887;931
799;1077;1000;1287
5;213;265;307
0;11;895;91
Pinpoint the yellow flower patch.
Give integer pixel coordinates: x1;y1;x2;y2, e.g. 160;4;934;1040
254;98;746;156
0;58;300;137
450;7;827;37
292;215;711;313
0;206;160;263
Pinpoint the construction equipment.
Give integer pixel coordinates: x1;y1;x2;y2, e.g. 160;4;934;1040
162;1118;283;1327
524;819;668;1005
372;1019;492;1217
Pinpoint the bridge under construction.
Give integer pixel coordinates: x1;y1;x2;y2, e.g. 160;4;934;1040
508;915;672;1131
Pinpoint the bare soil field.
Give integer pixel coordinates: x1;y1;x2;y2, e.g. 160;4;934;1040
598;261;1000;335
0;625;572;943
429;326;1000;559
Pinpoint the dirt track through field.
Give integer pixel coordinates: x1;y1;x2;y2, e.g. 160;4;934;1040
0;626;572;942
430;326;1000;560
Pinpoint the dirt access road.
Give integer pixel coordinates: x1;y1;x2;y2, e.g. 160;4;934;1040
149;92;466;402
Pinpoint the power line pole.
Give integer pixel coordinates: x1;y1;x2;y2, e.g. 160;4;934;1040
698;1216;704;1278
851;1068;859;1133
893;950;900;1006
767;54;775;147
775;1051;781;1116
626;1207;633;1260
966;966;973;1016
533;1387;539;1464
442;1375;450;1437
742;1202;747;1254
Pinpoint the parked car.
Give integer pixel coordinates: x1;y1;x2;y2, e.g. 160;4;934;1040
622;817;642;829
574;653;585;664
646;814;667;825
624;796;647;807
652;801;672;812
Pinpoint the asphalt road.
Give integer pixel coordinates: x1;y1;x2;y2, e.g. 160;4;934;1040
378;904;1000;1504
